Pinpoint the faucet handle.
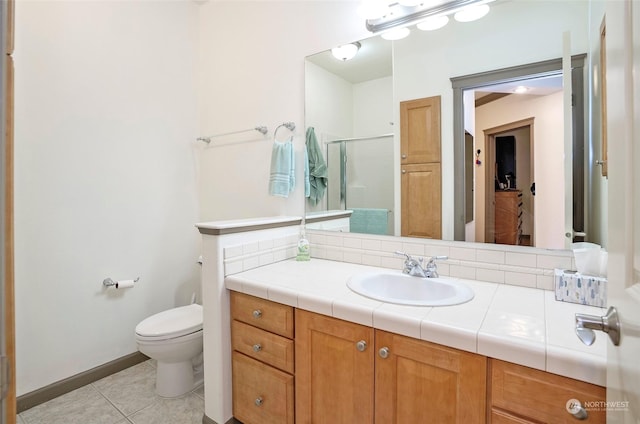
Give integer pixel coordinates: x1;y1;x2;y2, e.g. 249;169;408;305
427;255;448;265
394;251;410;260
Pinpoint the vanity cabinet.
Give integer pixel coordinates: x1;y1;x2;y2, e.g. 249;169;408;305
375;330;487;423
295;310;486;424
230;292;605;424
489;359;606;423
495;190;523;245
295;309;375;423
230;292;295;424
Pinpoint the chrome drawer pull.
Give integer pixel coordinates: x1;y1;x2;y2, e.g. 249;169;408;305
252;309;262;319
378;347;390;359
255;397;263;406
252;344;262;352
356;340;367;352
566;399;588;420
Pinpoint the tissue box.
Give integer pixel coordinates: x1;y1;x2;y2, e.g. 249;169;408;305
554;269;607;307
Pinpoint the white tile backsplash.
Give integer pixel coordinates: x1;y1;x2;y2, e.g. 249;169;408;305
222;227;576;293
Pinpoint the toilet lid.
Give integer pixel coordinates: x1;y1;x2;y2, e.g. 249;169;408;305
135;304;203;340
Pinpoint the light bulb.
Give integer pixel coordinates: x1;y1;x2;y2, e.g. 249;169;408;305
331;43;361;61
358;0;389;20
381;27;411;40
416;15;449;31
454;4;490;22
398;0;423;6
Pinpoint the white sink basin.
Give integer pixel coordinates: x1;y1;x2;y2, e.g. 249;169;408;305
347;272;474;306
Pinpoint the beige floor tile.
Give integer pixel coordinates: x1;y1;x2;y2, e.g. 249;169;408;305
193;384;204;400
20;385;125;424
128;393;204;424
92;361;159;416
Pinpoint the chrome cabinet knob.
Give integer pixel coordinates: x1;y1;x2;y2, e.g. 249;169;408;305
401;154;407;159
252;344;262;352
356;340;367;352
566;399;588;420
379;347;390;359
252;309;262;319
402;169;406;174
255;397;263;406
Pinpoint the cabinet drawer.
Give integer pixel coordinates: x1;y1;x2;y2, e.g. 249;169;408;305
491;409;537;423
231;291;294;338
490;359;605;423
232;320;294;373
232;352;294;424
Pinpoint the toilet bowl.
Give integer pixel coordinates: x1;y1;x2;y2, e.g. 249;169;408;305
135;303;203;398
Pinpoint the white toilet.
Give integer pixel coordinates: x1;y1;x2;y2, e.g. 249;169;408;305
135;303;204;398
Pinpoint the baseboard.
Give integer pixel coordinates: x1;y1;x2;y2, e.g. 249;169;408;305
17;351;149;413
202;414;242;424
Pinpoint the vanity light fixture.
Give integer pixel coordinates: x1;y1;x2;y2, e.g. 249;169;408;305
398;0;423;6
358;0;390;20
514;86;529;94
453;3;490;22
381;27;411;40
365;0;495;34
417;15;450;31
331;42;362;61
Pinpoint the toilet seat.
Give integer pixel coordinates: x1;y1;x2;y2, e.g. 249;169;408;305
135;303;203;341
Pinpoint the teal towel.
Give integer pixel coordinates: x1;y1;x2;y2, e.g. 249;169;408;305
268;139;295;197
306;127;327;205
350;208;389;235
304;146;310;198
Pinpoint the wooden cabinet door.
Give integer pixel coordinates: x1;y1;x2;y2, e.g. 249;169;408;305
401;163;442;239
400;96;441;164
375;330;487;424
295;310;374;424
490;359;606;423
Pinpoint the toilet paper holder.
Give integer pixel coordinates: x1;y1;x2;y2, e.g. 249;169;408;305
103;277;140;288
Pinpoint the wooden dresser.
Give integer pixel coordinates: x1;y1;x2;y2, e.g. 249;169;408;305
495;190;523;245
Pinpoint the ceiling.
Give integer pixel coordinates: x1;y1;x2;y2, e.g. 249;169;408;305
305;36;393;84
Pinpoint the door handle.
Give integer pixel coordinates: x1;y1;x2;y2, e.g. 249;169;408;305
575;306;620;346
565;229;587;238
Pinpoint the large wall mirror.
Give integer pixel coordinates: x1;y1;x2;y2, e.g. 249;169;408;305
305;0;608;250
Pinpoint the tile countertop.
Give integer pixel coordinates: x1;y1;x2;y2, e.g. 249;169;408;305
224;258;607;386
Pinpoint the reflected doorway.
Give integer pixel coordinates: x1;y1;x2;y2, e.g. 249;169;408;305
484;120;534;246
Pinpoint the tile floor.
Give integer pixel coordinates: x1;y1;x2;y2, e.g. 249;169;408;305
17;360;205;424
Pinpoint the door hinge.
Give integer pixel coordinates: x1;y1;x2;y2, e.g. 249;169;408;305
0;355;9;400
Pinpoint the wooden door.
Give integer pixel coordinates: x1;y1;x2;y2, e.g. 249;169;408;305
295;310;374;424
401;163;441;239
375;330;486;424
400;96;441;164
400;96;442;239
1;0;15;422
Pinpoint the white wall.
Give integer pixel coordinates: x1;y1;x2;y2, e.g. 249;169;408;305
196;1;368;222
13;1;201;395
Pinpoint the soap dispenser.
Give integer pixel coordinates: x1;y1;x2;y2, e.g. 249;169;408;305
296;230;310;261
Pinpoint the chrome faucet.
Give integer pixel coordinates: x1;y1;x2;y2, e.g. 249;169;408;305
395;251;448;278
